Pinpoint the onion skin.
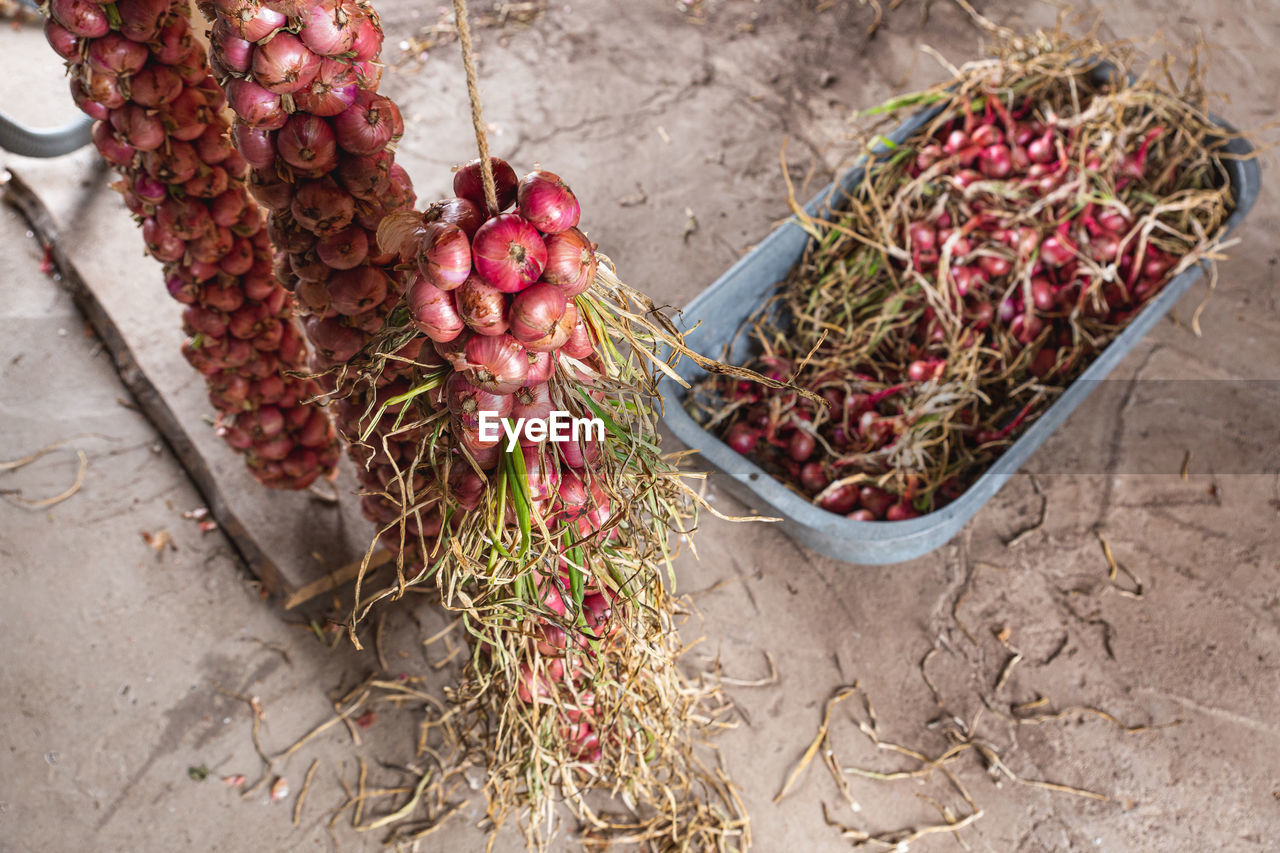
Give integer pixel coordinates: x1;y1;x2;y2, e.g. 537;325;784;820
454;156;518;214
508;282;568;345
463;334;529;394
425;197;484;238
517;170;580;234
473;214;547;293
455;274;510;336
251;32;320;95
446;373;513;430
540;227;596;297
47;0;338;489
408;276;465;342
416;222;472;291
277;114;339;174
524;348;557;384
333;90;395;156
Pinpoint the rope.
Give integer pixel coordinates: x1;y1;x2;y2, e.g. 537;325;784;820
452;0;499;212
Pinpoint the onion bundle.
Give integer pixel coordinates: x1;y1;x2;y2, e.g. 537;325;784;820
44;0;339;488
691;33;1237;520
198;0;421;517
341;157;754;848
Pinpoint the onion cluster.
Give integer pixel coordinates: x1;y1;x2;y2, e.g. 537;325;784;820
377;157;599;473
45;0;338;489
199;0;419;510
374;159;613;753
718;98;1184;519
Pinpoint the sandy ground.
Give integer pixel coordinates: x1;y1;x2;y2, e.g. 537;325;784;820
2;0;1279;851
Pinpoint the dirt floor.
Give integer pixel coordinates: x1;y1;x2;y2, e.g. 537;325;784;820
2;0;1279;851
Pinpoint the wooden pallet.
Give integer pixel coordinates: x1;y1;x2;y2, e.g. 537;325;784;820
4;154;386;609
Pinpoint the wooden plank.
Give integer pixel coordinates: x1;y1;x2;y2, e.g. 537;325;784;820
3;155;382;607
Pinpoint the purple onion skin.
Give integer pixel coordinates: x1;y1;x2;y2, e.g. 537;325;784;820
44;0;339;489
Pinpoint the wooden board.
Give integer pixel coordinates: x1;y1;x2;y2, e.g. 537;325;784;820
4;154;384;608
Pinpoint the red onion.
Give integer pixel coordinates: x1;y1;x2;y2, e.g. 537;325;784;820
558;430;601;468
522;445;560;502
220;238;255;275
109;104;165;151
164;87;214;142
446;373;512;430
724;422;760;455
228;2;288;42
44;19;81;61
251;32;320;95
1097;208;1130;234
1009;312;1044;345
188;226;235;265
819;484;858;514
349;14;381;61
799;462;828;494
458;426;501;469
508;282;567;345
525;348;556;383
298;0;360;56
351;59;382;90
1030;276;1056;312
784;429;814;462
210;17;253;74
152;17;192;65
201;280;245;313
51;0;110;38
141;217;185;262
541;227;596;297
416;222;472;290
336;150;392;200
454;274;509;336
408;276;465;342
1027;132;1056;164
978;144;1012;178
463;334;529;394
1039;233;1075;266
276;114;338;174
291;178;354;234
315;225;368;269
76;71;125;110
147;141;201;185
561;319;593;360
157;196;212;240
977;254;1012;278
511;381;553;425
516;170;580;234
454;157;518;214
333;90;395;155
70;79;112;120
520;301;575;353
971;124;1003;147
424;196;485;239
915;143;943;171
194;125;233;166
91;121;135;166
131;173;168;206
248;167;292;210
294;57;358;116
473;214;547;293
231;123;277;169
886;502;921;521
116;0;171;41
227;78;287;129
87;33;149;76
327;266;388;315
306;316;364;362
